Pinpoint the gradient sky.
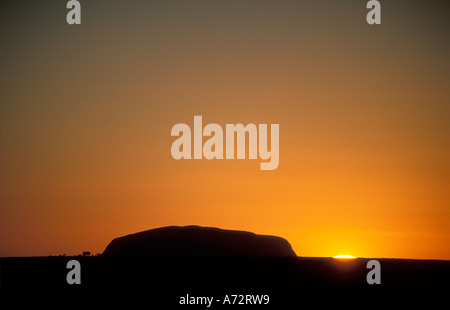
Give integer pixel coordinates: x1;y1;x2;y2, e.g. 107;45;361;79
1;0;449;259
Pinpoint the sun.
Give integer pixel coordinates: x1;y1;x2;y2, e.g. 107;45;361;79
333;254;357;259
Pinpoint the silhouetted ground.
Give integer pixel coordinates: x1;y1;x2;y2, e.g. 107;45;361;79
1;226;449;305
1;256;449;305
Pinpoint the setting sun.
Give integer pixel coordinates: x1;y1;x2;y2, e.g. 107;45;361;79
333;255;357;259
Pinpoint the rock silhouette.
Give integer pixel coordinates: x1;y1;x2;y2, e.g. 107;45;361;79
103;225;296;257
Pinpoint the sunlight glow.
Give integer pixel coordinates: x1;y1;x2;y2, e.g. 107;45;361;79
333;254;357;259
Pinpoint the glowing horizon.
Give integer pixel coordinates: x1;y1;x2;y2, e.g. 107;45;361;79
333;255;357;260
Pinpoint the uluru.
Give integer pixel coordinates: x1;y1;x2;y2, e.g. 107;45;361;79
103;225;297;257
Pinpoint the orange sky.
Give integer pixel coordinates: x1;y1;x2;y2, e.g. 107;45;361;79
1;0;449;259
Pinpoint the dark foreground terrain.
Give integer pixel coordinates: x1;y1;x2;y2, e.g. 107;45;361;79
2;226;449;305
1;255;449;305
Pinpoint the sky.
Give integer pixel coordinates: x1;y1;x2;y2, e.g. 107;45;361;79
1;0;449;259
